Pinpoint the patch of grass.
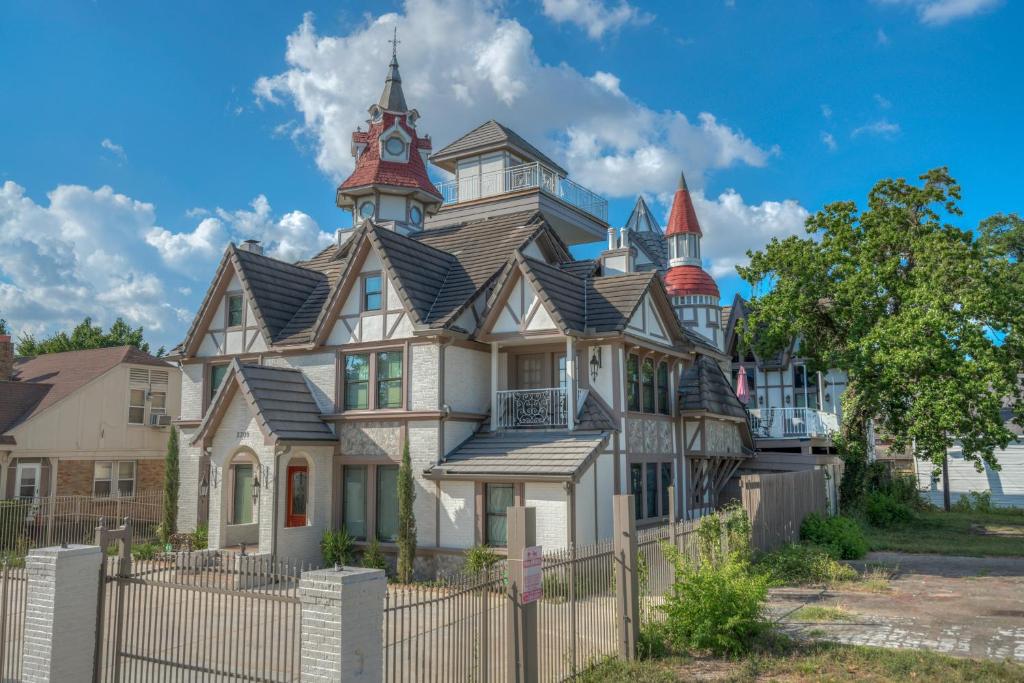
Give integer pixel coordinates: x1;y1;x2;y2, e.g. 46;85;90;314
791;604;857;623
579;638;1024;682
854;564;895;593
862;509;1024;557
757;543;858;587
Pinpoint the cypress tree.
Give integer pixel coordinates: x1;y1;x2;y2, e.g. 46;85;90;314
396;439;417;583
161;427;179;544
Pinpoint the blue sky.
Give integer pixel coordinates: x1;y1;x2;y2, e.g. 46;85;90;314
1;0;1020;350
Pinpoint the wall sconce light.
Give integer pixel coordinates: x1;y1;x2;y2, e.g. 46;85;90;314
252;474;261;504
589;347;602;382
785;395;792;406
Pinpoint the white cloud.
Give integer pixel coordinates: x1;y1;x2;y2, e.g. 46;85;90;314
874;93;892;109
100;138;127;162
539;0;653;39
820;104;833;119
0;181;331;348
821;132;837;151
876;27;891;44
877;0;1002;25
254;0;776;199
852;119;902;138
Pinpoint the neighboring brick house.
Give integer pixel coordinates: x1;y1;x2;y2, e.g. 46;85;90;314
0;340;181;499
170;52;752;573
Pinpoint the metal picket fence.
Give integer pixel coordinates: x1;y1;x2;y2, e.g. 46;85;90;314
0;491;163;556
0;559;28;682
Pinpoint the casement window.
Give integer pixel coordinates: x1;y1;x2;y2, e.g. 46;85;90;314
227;294;244;327
641;359;655;413
344;351;403;411
630;464;643;520
343;466;368;539
209;364;229;401
363;274;382;312
128;389;146;425
630;460;674;521
660;462;672;517
94;461;136;498
485;484;514;547
646;463;658;518
285;464;309;528
657;362;670;415
376;466;399;542
793;365;820;409
626;354;640;412
231;464;254;524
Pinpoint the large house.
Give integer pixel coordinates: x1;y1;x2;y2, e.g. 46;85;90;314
169;53;753;573
0;338;180;499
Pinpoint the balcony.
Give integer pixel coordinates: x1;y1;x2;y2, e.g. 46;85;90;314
436;161;608;223
748;408;839;440
495;387;589;429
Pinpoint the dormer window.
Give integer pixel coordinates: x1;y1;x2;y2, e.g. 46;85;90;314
385;137;406;157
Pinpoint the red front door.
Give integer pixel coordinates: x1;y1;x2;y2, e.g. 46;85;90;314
286;465;309;527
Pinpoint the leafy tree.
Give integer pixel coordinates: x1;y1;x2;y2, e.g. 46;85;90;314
396;439;417;583
15;316;164;357
738;168;1022;508
0;317;8;335
160;427;180;544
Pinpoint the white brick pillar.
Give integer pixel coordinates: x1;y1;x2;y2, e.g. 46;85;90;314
21;544;103;683
299;566;386;682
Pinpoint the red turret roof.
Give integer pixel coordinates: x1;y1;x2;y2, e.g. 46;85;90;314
665;171;702;237
664;265;720;298
338;113;441;202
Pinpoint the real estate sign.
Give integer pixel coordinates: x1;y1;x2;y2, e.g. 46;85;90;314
522;545;543;604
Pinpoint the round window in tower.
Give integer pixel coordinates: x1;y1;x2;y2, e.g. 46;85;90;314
385;137;405;157
409;206;423;225
359;201;375;219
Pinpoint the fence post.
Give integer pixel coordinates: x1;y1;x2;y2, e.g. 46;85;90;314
668;485;680;553
298;565;386;682
20;544;103;683
506;505;538;683
613;495;639;661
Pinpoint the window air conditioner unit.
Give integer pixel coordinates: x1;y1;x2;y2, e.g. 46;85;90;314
149;413;172;427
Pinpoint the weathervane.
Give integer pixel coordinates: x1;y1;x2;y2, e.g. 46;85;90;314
389;26;400;59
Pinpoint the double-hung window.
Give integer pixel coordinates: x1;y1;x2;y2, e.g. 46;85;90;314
485;484;514;547
128;389;146;425
94;461;136;497
227;294;244;327
344;351;403;411
363;274;382;311
626;354;640;412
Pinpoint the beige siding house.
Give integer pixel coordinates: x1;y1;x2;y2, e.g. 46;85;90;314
0;338;181;499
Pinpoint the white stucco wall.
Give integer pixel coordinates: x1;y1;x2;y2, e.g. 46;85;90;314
525;482;568;551
574;465;596;546
439;480;476;549
443;420;478;457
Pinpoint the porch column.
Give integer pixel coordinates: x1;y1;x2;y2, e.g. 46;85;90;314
491;342;499;431
565;336;576;431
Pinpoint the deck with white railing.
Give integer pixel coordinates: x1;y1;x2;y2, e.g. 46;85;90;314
748;407;839;440
495;387;588;429
437;161;608;223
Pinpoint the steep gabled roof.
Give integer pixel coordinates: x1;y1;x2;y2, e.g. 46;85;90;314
191;360;335;446
368;226;456;325
1;346;170;437
429;120;567;176
679;354;748;421
428;430;609;480
233;247;327;340
586;272;660;333
624;196;661;233
520;256;587;332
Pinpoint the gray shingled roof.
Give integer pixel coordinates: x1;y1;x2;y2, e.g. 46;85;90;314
679;355;748;420
576;393;617;431
430;120;567;176
193;360;335;444
521;257;587;332
233;248;327;340
431;430;608;479
378;55;408;112
587;273;658;333
630;231;668;274
559;260;598;279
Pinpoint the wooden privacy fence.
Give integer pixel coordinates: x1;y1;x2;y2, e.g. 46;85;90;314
740;469;827;552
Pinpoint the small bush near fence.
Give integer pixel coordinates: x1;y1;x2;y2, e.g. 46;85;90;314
864;491;914;528
800;513;868;560
361;538;389;573
463;544;501;576
656;510;769;656
757;543;857;587
320;527;355;566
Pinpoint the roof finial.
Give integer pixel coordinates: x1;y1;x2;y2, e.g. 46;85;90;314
389;26;400;62
678;170;689;191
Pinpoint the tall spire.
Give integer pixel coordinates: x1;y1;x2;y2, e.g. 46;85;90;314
665;169;701;237
378;27;408;112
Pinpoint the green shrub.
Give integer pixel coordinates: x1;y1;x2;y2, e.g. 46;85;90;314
637;621;670;660
757;543;858;586
864;491;914;528
190;523;209;550
658;541;768;656
132;542;159;560
361;538;389;573
463;544;501;576
800;514;867;560
321;527;356;567
951;490;1013;514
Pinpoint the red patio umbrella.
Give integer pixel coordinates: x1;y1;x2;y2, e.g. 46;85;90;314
736;365;750;405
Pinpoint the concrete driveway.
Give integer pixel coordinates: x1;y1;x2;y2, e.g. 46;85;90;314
770;552;1024;662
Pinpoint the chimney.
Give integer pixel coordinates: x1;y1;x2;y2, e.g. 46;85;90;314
239;239;263;256
0;335;13;381
598;227;636;276
607;227;616;250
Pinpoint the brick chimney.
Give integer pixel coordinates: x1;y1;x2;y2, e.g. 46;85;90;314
0;335;13;381
239;239;263;255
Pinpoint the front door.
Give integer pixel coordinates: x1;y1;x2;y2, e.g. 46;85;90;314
286;465;309;527
15;462;41;499
515;354;546;390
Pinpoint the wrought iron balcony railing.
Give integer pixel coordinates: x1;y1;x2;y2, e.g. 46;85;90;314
437;161;608;223
495;387;589;429
748;407;839;439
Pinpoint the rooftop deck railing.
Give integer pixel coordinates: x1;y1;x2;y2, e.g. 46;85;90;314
748;407;839;440
437;161;609;222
